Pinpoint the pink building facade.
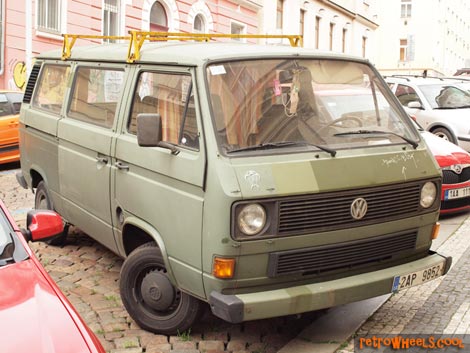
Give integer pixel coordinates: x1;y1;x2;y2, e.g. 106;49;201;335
0;0;262;90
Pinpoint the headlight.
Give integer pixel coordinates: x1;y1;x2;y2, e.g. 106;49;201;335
237;203;266;236
420;182;437;208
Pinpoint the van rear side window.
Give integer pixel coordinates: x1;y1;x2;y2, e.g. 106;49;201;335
32;64;70;114
68;67;124;128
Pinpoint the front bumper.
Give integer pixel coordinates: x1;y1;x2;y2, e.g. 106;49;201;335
209;251;451;323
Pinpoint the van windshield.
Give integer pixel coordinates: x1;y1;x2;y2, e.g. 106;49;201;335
206;59;419;155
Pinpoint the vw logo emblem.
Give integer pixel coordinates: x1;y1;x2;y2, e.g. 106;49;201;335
452;164;463;174
351;198;368;220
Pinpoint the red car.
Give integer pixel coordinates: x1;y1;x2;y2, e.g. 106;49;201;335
421;131;470;214
0;199;105;353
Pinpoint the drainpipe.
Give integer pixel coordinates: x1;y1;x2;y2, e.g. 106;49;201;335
25;0;32;75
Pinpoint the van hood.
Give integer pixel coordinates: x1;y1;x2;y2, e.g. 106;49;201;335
0;259;92;353
231;148;439;198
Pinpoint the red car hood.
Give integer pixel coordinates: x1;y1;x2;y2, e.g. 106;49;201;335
0;259;92;353
422;131;470;168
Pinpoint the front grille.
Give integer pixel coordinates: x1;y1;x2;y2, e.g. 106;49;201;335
278;181;426;236
267;231;417;277
442;168;470;185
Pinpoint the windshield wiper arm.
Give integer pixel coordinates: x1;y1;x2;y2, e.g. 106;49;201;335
226;141;337;157
0;257;14;266
334;130;418;149
435;105;470;110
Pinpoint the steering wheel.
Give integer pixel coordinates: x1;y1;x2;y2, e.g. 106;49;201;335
317;115;363;134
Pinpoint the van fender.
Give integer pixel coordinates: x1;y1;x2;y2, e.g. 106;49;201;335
120;216;176;284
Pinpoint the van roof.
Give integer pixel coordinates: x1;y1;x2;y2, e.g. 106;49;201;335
38;41;368;66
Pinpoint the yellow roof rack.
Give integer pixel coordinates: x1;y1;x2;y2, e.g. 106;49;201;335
61;31;303;63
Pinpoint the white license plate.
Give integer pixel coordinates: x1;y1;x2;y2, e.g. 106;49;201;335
392;263;444;292
445;186;470;200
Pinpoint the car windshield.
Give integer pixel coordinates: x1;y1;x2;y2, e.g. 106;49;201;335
0;207;15;264
419;83;470;109
206;59;418;155
0;92;23;116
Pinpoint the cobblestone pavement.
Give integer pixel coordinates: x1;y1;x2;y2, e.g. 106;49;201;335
5;161;470;353
0;163;321;353
336;209;470;352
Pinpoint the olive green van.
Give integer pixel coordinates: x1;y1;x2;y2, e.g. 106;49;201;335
17;32;451;334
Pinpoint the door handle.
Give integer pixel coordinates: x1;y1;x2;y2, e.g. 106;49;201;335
96;156;108;164
115;161;130;171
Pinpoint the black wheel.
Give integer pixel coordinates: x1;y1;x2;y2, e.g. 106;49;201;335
120;242;203;335
35;181;67;245
432;127;456;144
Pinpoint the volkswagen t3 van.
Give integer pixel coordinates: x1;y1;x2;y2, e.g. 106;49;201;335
16;32;451;334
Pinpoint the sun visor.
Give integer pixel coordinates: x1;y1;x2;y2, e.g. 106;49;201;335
306;60;365;84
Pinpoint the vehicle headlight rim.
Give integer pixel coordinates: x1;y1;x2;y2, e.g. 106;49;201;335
237;203;267;236
420;181;437;208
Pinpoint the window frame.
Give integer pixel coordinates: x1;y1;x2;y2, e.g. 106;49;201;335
230;21;247;42
103;0;121;42
36;0;64;36
401;0;412;18
67;65;125;129
127;69;200;151
31;63;71;115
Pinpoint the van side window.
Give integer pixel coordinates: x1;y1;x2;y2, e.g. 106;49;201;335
68;67;124;128
129;71;199;150
32;64;70;114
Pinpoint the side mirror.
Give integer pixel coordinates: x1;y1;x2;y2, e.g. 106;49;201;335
136;113;180;155
137;113;163;147
407;101;423;109
21;210;64;242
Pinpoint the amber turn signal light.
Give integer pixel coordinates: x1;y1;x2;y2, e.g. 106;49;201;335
213;257;235;279
432;222;440;240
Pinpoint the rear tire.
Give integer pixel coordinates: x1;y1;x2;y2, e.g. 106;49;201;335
35;181;67;245
120;242;203;335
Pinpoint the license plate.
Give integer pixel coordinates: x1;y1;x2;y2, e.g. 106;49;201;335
392;263;444;292
445;186;470;200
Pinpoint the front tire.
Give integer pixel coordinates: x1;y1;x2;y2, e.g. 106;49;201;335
432;127;455;144
120;242;203;335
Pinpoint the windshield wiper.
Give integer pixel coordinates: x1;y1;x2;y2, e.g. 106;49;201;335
334;130;418;149
0;257;14;266
226;141;337;157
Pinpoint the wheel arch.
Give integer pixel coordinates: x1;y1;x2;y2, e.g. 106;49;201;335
428;123;458;143
29;168;44;188
121;217;175;281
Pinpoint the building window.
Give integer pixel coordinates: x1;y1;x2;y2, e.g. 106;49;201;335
300;9;305;38
276;0;283;30
231;22;246;41
37;0;62;34
401;0;412;18
342;28;347;53
315;16;320;49
150;1;168;32
193;14;205;33
103;0;120;42
399;39;408;61
329;23;335;51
